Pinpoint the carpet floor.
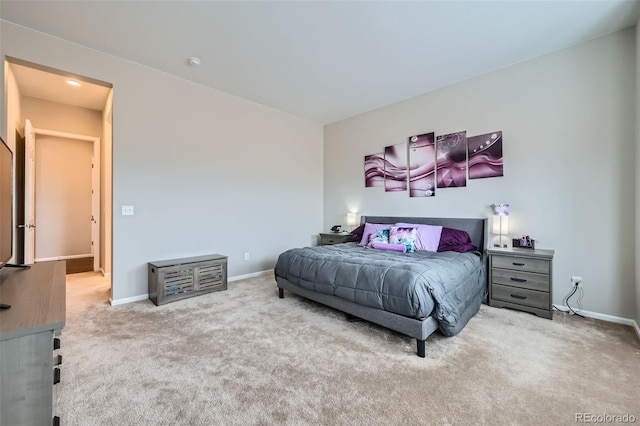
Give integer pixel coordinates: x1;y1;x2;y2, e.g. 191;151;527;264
57;273;640;425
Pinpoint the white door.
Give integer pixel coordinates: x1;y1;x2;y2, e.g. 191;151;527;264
23;120;36;264
34;136;93;262
23;121;101;268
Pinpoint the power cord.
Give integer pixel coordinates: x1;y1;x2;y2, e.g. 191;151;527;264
553;283;585;318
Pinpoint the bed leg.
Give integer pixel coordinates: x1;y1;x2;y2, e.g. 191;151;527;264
278;288;284;299
416;339;426;358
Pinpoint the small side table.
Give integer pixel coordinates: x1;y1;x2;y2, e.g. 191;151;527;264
488;247;554;319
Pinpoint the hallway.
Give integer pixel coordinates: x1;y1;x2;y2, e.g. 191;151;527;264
65;272;110;316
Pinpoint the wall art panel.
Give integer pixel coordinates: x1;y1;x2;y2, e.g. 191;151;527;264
384;143;408;192
408;132;436;197
364;152;385;187
436;131;467;188
468;131;503;179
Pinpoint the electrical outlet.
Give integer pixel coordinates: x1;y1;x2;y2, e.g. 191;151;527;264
121;205;134;216
571;275;583;286
244;252;250;261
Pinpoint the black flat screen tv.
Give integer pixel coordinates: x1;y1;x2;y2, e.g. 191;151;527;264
0;136;13;268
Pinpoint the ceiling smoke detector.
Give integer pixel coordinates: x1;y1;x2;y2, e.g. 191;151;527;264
187;57;201;67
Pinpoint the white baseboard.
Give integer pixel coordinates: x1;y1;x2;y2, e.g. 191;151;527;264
555;304;640;341
228;269;272;282
110;293;149;306
108;269;272;306
37;253;93;261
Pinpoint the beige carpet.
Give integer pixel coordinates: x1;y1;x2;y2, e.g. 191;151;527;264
58;273;640;425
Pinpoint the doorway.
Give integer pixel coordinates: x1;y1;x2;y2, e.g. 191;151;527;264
24;123;100;272
5;57;113;294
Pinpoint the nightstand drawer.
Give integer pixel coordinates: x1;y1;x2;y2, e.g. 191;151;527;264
491;284;549;310
491;269;550;292
320;234;352;245
492;255;549;274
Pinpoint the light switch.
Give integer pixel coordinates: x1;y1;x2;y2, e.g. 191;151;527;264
122;205;134;216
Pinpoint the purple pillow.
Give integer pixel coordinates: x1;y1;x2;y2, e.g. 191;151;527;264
437;227;477;252
359;223;391;246
350;224;365;242
371;242;407;253
439;243;477;253
395;223;443;252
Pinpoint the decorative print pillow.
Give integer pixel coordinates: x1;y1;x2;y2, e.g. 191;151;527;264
389;227;418;253
367;229;390;247
359;223;391;246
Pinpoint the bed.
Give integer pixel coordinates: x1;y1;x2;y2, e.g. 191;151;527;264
274;216;488;357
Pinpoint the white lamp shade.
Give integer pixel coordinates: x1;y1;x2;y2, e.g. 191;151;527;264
492;215;509;235
346;212;357;226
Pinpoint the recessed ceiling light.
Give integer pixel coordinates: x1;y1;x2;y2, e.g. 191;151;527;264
187;57;201;67
66;80;81;87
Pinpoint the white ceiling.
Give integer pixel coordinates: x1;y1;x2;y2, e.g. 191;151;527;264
2;1;639;124
9;62;111;111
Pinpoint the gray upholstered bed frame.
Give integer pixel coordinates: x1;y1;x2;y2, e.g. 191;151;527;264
276;216;488;357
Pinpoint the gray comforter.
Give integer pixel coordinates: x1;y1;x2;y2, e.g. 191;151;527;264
274;243;486;336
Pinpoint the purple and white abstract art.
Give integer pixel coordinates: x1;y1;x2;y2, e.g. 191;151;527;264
436;131;467;188
384;143;408;192
408;132;436;197
468;131;503;179
364;152;385;187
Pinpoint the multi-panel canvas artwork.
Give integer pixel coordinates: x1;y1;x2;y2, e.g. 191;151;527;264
468;131;503;179
364;129;503;195
436;131;467;188
384;143;408;192
408;132;436;197
364;152;385;187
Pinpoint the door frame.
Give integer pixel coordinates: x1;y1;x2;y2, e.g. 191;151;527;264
25;121;101;271
14;128;25;264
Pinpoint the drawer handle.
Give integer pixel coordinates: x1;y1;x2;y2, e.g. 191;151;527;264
510;294;527;300
53;338;61;350
512;262;525;266
510;277;527;283
53;368;61;385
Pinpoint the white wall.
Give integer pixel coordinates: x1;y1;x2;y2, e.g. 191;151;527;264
101;90;113;278
4;62;21;263
21;96;102;137
325;28;636;320
636;18;640;327
5;65;21;152
0;10;5;140
2;21;324;302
